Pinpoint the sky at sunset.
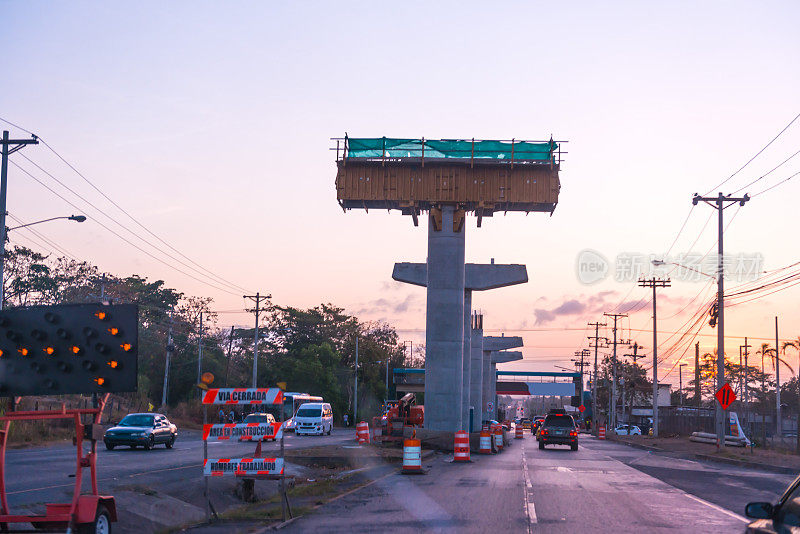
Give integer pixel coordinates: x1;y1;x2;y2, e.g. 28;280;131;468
3;1;800;388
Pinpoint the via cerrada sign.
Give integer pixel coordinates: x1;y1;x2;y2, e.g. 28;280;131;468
202;388;284;405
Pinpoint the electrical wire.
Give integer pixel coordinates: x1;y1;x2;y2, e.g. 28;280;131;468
0;116;251;294
9;159;242;296
703;111;800;195
732;148;800;195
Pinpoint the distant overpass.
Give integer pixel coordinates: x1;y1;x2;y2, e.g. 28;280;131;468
394;369;579;397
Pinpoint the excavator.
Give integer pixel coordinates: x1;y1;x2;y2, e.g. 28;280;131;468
378;392;424;441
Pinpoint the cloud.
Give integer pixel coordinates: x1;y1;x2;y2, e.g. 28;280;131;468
356;293;422;316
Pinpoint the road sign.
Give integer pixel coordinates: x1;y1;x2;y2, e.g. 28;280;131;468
715;382;736;410
202;388;284;405
486;401;494;411
578;404;585;413
203;457;284;477
202;422;283;441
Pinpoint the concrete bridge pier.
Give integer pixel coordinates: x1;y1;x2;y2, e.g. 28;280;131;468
469;313;484;431
482;336;523;420
423;205;465;432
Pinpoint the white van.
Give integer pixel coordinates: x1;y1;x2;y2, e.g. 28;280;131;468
294;403;333;436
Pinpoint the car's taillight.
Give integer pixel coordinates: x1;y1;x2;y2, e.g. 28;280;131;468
569;431;577;436
541;429;548;435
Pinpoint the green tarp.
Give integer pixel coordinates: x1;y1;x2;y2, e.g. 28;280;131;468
346;137;557;161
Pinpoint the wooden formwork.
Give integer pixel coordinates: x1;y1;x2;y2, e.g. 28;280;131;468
336;160;560;215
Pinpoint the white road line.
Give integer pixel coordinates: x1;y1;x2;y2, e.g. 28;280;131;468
684;493;748;522
521;442;537;529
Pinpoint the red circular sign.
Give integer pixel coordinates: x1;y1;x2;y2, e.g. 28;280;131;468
578;404;585;413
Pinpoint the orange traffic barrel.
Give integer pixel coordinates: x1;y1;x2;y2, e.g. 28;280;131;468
493;425;504;452
402;438;423;473
515;424;524;439
479;427;492;454
356;421;370;444
598;425;606;440
453;431;470;462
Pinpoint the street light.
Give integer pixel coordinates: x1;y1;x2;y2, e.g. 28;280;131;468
1;214;89;309
8;214;87;231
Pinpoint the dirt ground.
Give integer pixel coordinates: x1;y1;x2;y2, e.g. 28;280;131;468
614;434;800;470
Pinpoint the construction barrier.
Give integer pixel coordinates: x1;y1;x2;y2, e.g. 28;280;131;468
493;425;504;452
453;431;470;462
356;421;370;444
598;425;606;440
515;424;524;439
402;438;422;473
479;427;492;454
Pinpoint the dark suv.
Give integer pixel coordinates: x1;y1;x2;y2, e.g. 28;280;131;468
538;413;578;451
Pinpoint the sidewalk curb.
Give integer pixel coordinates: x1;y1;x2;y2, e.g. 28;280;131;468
611;437;799;475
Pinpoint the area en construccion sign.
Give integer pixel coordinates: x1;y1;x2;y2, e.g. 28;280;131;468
202;388;284;405
204;457;284;476
202;422;283;441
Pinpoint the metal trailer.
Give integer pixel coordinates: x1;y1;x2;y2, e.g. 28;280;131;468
0;394;116;533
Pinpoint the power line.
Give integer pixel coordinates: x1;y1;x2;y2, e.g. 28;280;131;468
732;147;800;195
751;169;800;198
704;111;800;194
9;159;241;296
0;116;251;294
16;153;247;294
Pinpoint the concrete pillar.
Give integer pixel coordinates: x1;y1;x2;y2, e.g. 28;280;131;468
470;314;483;430
462;290;472;431
424;205;465;432
490;361;498;420
482;349;493;421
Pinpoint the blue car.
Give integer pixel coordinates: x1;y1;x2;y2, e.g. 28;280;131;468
104;413;177;450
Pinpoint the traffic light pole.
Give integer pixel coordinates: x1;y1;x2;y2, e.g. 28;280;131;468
0;130;39;310
692;192;750;447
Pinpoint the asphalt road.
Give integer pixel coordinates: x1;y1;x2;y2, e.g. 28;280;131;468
282;434;793;533
4;427;355;531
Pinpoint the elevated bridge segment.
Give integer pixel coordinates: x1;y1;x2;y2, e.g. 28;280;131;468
334;136;563;432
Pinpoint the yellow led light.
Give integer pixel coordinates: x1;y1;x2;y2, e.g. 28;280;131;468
94;311;107;321
107;360;119;369
108;327;120;336
44;346;55;355
120;343;132;352
71;345;82;355
94;377;105;386
18;347;29;356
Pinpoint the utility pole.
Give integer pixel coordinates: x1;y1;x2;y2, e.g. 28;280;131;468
0;130;39;309
161;312;174;408
695;342;701;407
741;337;751;432
197;311;203;398
224;326;235;387
638;277;670;438
625;342;645;365
244;292;271;388
354;335;359;424
588;321;607;433
776;316;782;436
679;363;688;406
693;192;750;447
603;313;628;429
571;349;590;401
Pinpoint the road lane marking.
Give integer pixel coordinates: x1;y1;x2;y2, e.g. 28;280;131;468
684;493;748;522
521;442;537;529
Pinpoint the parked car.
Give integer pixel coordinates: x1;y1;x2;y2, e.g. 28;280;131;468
614;424;642;436
538;413;578;451
745;472;800;533
238;412;277;442
104;413;177;450
521;419;532;430
294;402;333;436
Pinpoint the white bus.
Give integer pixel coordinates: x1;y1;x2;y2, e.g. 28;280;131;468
283;393;323;432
